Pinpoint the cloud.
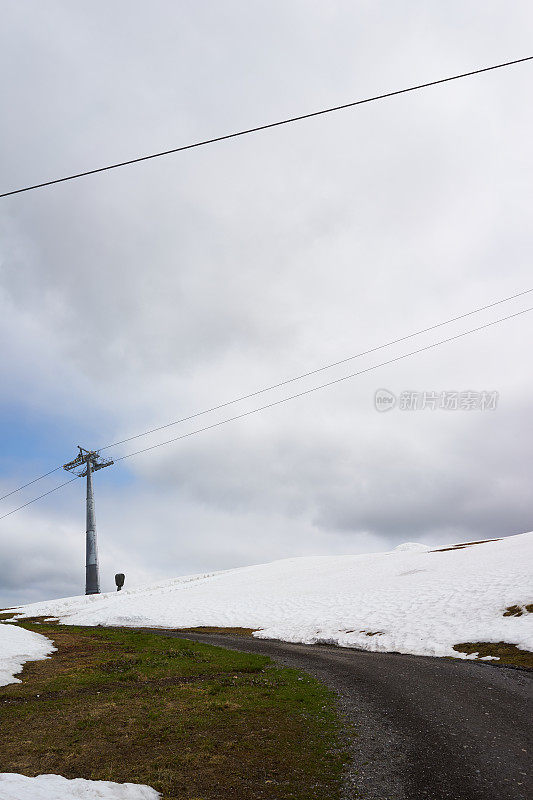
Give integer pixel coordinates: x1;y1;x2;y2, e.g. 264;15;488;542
1;1;532;604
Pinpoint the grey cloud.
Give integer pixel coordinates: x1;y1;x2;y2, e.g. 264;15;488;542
1;1;532;605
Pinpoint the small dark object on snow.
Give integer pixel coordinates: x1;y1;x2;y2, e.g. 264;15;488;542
115;573;125;591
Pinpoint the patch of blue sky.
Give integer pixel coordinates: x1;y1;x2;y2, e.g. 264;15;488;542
0;401;136;500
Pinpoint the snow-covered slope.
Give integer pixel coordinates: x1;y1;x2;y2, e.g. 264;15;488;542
9;532;533;660
0;624;55;687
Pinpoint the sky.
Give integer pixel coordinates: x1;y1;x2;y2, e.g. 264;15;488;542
0;1;532;607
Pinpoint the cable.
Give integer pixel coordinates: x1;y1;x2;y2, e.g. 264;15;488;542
0;476;80;521
0;465;64;502
2;286;531;502
2;56;531;199
114;306;532;463
98;287;532;452
1;306;530;520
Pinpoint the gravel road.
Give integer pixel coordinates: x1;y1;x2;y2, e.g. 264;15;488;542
145;630;532;800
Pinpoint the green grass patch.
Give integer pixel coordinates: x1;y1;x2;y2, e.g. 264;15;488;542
453;641;533;669
0;622;349;799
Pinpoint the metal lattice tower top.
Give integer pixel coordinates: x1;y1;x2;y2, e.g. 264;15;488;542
63;446;114;477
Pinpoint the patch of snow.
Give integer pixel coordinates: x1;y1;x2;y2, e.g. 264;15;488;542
9;532;533;661
0;774;159;799
0;624;55;687
393;542;431;552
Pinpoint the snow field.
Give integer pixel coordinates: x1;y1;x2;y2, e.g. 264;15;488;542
8;531;532;660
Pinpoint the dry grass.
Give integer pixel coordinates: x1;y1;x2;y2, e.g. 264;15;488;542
431;539;501;553
0;622;348;799
502;604;533;617
165;627;257;637
453;641;533;669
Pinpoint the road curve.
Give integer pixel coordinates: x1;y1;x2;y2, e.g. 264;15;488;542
145;630;532;800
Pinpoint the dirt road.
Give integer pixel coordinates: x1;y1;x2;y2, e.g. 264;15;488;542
146;630;532;800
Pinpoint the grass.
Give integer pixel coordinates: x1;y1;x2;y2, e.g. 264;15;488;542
168;627;257;636
431;539;501;552
502;604;533;617
453;641;533;669
0;621;348;799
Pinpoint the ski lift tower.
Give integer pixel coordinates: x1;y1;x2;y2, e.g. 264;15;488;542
63;447;114;595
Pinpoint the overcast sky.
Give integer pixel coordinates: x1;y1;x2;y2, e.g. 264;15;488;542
0;1;532;607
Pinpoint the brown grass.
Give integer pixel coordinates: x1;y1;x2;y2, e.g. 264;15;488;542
502;604;533;617
453;641;533;669
431;538;501;553
164;626;257;637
